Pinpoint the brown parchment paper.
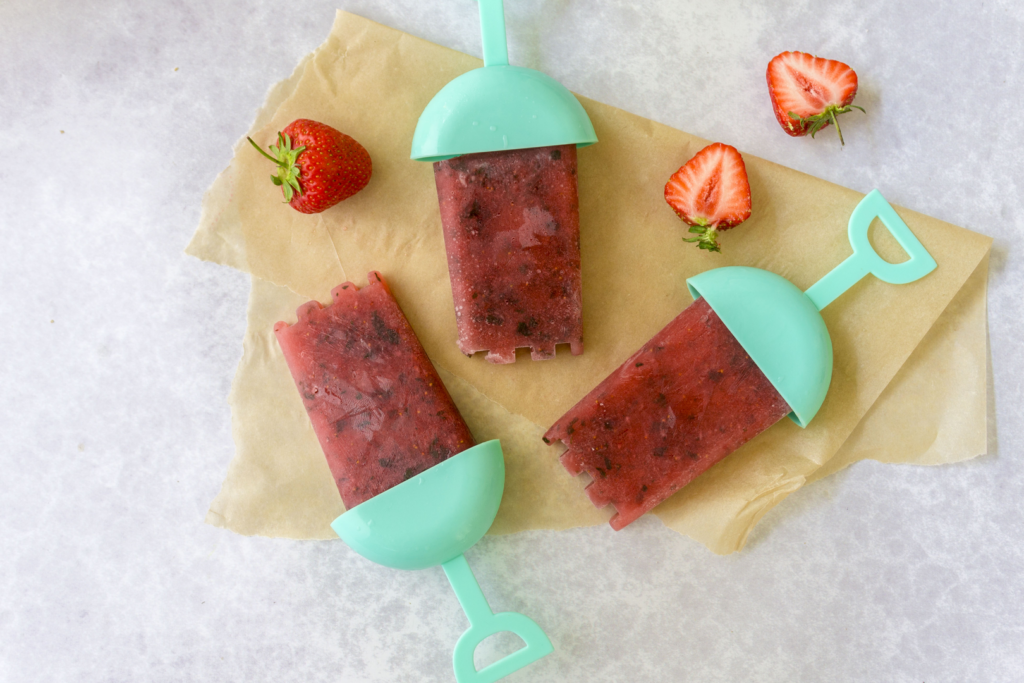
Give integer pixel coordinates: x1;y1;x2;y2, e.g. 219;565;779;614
192;12;993;553
207;254;987;550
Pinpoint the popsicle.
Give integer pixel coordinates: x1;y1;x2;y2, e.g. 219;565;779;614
433;144;582;362
545;191;938;530
412;0;597;363
274;271;474;508
275;272;553;683
545;297;792;530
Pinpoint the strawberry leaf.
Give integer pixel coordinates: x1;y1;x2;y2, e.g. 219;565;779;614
248;133;308;202
788;103;866;146
682;225;722;253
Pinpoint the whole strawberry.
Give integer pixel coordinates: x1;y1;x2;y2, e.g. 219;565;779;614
664;142;751;253
248;119;372;213
766;51;864;145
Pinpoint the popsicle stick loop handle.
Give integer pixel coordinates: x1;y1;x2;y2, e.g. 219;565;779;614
443;554;553;683
478;0;509;67
805;189;937;310
452;612;554;683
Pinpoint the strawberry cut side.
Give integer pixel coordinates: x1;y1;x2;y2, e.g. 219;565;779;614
663;142;751;253
766;51;864;145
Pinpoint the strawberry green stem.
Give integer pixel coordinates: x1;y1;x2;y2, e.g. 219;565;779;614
789;104;865;146
248;136;281;163
829;109;845;146
682;224;722;253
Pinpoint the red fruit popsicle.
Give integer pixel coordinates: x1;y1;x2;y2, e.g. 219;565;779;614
274;272;475;508
433;144;583;364
543;298;791;530
546;189;939;533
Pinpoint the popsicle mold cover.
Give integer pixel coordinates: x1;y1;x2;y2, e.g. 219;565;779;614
331;440;505;571
410;0;597;161
332;441;554;682
686;190;937;428
687;267;832;427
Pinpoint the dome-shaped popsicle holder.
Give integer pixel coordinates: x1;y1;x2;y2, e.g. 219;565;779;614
410;0;597;162
686;190;937;427
332;441;553;683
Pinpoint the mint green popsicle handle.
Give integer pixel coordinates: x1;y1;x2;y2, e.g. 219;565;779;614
804;190;937;310
443;554;554;683
479;0;509;67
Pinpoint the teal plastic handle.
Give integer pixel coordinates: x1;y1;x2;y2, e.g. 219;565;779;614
804;190;937;310
332;441;553;681
410;0;596;160
444;554;554;683
479;0;508;67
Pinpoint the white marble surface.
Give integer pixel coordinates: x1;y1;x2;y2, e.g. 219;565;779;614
1;0;1021;680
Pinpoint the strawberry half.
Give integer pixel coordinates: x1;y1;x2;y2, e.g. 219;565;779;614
766;51;864;145
664;142;751;253
248;119;372;214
